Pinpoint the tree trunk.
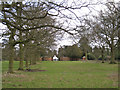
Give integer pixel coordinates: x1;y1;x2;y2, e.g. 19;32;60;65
18;43;24;70
17;2;24;70
30;53;35;65
18;30;24;70
101;46;104;63
85;51;88;60
25;57;29;70
31;48;37;65
110;44;116;64
25;45;29;70
3;2;15;73
8;26;15;73
32;53;37;65
8;45;14;73
30;57;32;65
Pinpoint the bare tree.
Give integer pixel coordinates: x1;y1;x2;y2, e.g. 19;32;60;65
91;2;119;64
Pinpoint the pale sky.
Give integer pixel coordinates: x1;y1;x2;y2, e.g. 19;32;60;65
55;0;120;50
0;0;119;50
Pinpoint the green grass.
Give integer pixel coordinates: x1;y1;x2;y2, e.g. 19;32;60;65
2;61;118;88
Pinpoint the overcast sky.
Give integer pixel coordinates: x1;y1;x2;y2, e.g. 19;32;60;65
0;0;119;50
56;0;119;50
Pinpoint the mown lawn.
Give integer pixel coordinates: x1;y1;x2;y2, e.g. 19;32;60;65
2;61;118;88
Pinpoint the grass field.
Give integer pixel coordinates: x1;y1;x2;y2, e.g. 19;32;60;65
2;61;118;88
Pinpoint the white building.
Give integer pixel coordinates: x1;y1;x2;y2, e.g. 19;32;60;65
53;55;58;61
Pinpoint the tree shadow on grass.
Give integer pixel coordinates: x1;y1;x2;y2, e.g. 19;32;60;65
24;69;46;72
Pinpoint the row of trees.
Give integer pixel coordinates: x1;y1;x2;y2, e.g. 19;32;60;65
1;1;120;73
1;1;95;73
60;1;120;62
2;0;103;73
74;1;120;63
58;43;113;61
58;44;83;59
91;2;120;63
1;2;59;73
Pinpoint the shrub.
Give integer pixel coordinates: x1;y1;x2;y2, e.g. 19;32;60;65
98;55;102;60
87;53;96;60
115;52;120;60
98;55;107;60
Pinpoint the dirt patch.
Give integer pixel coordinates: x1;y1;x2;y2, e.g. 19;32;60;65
108;73;118;81
24;69;46;72
2;73;26;78
108;73;118;87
